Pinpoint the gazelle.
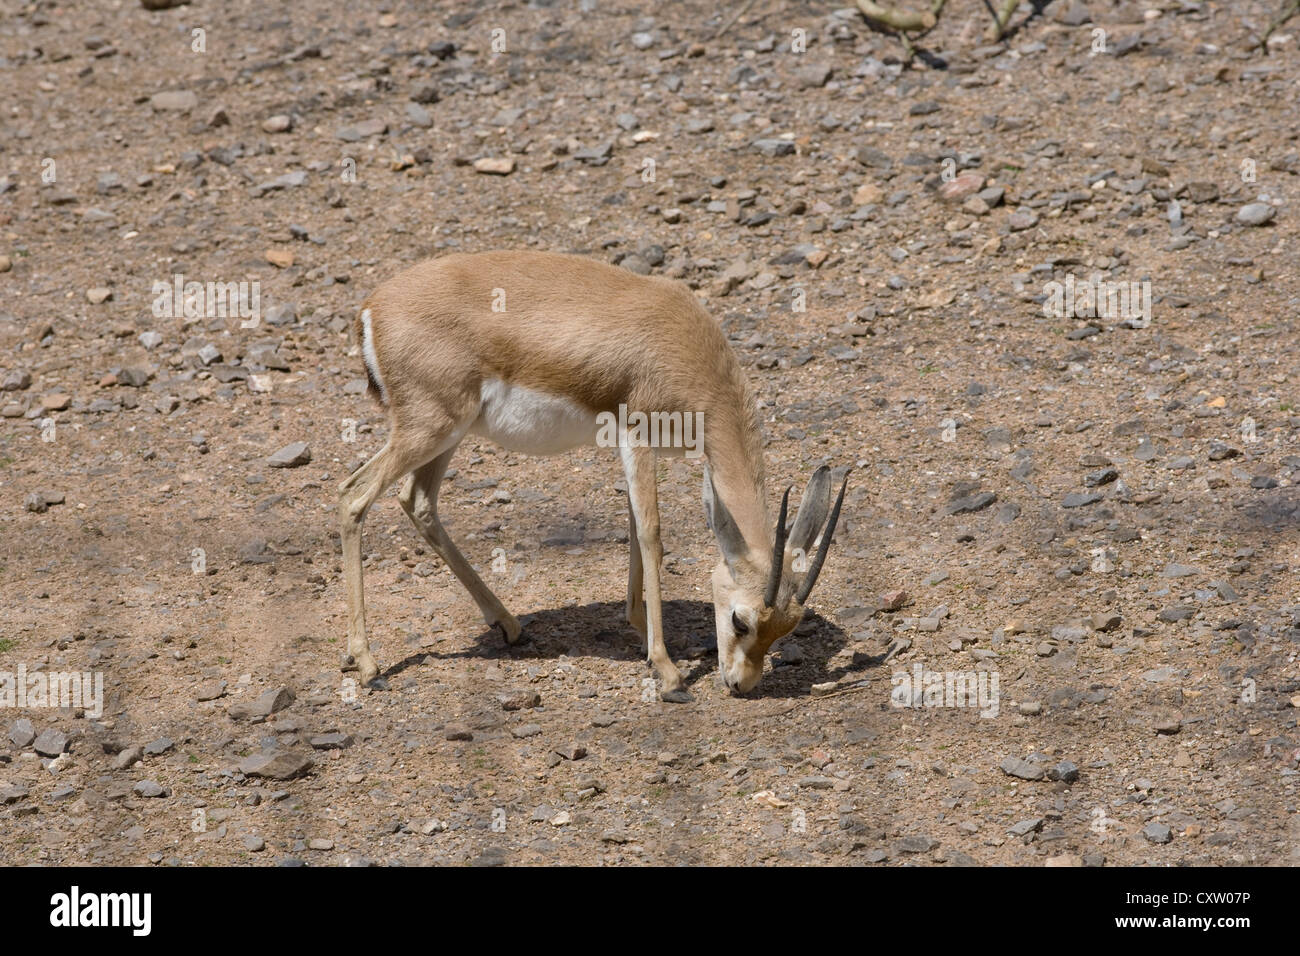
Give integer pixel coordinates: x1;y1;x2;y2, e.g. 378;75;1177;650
339;251;848;700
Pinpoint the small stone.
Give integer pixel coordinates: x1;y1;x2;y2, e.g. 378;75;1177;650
879;590;909;612
938;172;984;203
143;737;174;756
150;90;198;112
133;780;168;798
1047;761;1079;783
262;114;292;134
894;834;938;853
945;491;996;515
1236;203;1276;227
1062;491;1103;508
1142;822;1172;844
8;718;35;748
473;157;516;175
242;835;266;852
1008;817;1044;837
999;756;1045;781
239;750;313;780
2;368;31;391
1090;612;1122;632
443;723;472;741
752;139;795;158
1008;210;1039;231
310;733;354;750
113;746;143;770
195;680;227;701
33;728;68;757
511;723;543;738
264;249;294;269
267;442;311;468
499;690;541;711
1153;717;1182;735
86;287;113;304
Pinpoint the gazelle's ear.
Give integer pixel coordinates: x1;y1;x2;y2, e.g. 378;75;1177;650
787;466;832;557
703;466;747;578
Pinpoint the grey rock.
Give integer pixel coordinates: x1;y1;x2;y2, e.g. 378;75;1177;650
133;780;168;798
239;750;313;780
752;139;796;158
1062;491;1103;508
114;746;144;770
33;728;68;757
1236;203;1276;227
267;442;311;468
8;718;35;748
150;90;197;112
1142;822;1172;844
999;756;1045;781
1008;817;1044;836
1047;761;1079;783
894;834;938;853
945;491;996;515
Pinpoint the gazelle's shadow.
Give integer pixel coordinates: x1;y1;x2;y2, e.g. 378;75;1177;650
384;599;872;701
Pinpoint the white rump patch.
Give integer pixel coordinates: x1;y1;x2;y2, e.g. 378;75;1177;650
473;379;597;455
360;308;387;403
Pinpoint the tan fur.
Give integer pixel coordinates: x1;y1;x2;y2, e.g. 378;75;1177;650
338;251;843;699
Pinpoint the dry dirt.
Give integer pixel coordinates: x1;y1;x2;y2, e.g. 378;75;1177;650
1;0;1299;866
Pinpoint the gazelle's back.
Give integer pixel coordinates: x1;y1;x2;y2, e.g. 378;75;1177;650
361;251;742;416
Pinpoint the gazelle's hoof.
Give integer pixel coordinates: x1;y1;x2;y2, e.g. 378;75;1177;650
494;615;523;645
660;687;694;704
342;652;380;686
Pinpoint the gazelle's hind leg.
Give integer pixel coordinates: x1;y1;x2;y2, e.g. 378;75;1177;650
399;449;522;644
626;497;647;641
338;416;466;685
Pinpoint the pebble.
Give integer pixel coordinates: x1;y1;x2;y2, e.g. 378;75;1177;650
1235;203;1275;226
1142;822;1172;844
33;728;68;757
443;723;472;741
133;780;167;798
474;157;516;175
999;757;1045;781
267;443;311;468
114;746;143;770
239;750;313;780
8;719;36;748
149;90;197;112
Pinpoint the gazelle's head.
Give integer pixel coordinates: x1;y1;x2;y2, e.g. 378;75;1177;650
704;465;849;695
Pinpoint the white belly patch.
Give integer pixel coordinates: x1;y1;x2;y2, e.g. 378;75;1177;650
472;379;597;455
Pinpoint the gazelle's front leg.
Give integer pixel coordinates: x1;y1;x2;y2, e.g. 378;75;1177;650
620;445;689;702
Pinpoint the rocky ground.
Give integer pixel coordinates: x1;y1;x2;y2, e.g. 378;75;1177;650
1;0;1298;866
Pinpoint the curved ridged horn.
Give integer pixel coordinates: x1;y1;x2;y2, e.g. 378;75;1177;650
795;474;849;604
763;486;792;608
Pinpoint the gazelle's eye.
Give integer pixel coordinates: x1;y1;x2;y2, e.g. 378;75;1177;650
732;610;749;635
